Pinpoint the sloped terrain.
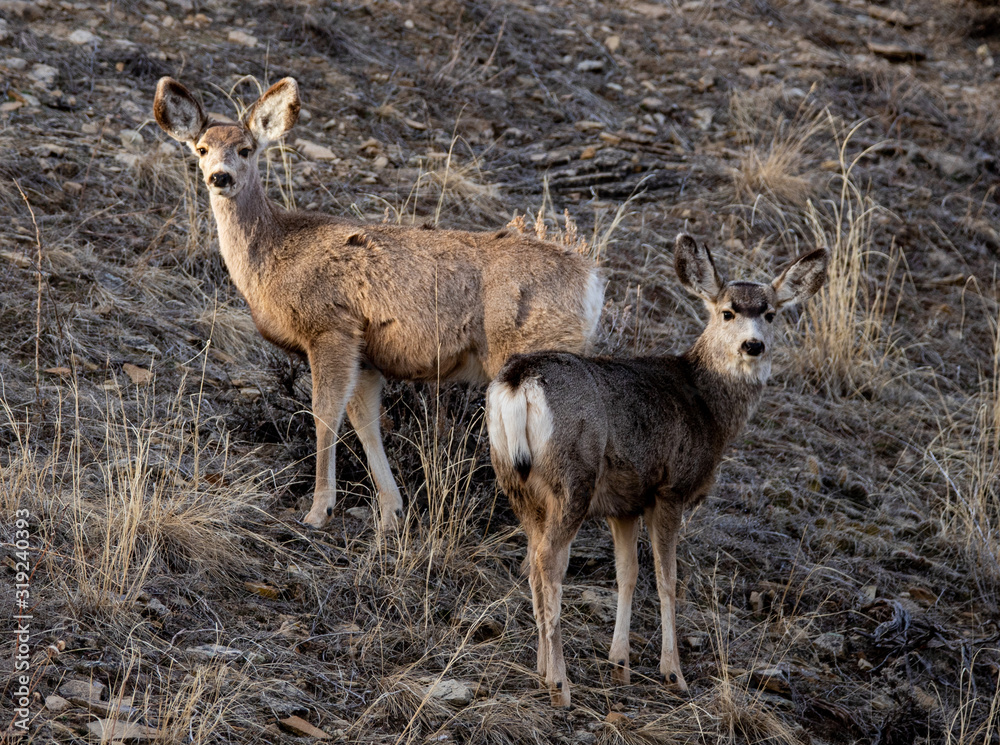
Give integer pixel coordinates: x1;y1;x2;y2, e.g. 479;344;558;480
1;0;999;742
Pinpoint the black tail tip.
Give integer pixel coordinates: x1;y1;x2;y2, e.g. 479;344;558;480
514;453;531;481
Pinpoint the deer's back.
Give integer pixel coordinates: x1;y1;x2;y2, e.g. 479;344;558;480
262;218;599;381
498;352;728;517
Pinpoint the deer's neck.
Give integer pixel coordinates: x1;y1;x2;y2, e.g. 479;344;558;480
683;337;768;444
208;170;280;299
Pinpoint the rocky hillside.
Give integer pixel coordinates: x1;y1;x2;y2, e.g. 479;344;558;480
1;0;999;742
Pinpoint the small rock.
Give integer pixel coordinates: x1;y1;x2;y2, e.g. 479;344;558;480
604;711;629;725
428;679;472;706
0;19;9;43
404;19;415;29
59;680;106;702
684;634;707;650
3;57;27;70
227;29;258;47
576;59;605;72
604;34;620;52
748;666;790;695
87;720;159;741
29;64;58;88
640;97;664;112
813;631;845;658
868;41;926;62
923;150;976;179
867;6;914;26
122;363;152;386
44;695;71;713
68;29;99;44
692;107;714;131
120;129;145;152
80;698;136;718
144;597;170;617
114;153;140;169
188;644;246;660
345;507;368;520
278;715;331;739
858;657;874;671
295;139;337;161
373;154;389;169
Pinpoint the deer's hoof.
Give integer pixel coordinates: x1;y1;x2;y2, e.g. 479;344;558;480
611;659;630;685
660;669;689;693
549;679;571;708
378;507;404;534
303;504;332;529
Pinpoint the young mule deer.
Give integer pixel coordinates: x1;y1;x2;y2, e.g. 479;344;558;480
487;234;827;707
153;77;604;532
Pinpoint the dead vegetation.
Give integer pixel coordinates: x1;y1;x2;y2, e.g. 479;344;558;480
1;0;1000;742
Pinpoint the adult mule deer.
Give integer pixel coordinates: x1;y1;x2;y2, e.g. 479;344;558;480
487;234;827;707
153;77;604;532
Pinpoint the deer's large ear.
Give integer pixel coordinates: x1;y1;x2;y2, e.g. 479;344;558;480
153;77;208;145
674;233;724;301
243;78;300;147
772;248;829;308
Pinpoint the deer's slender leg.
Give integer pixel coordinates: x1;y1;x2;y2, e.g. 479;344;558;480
531;479;589;708
534;530;573;707
607;515;641;685
345;367;404;533
646;499;688;692
303;331;361;529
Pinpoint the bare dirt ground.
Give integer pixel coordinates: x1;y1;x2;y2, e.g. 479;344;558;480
2;0;1000;742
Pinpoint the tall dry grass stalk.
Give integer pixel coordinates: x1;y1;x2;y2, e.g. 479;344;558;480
703;571;807;745
730;89;828;208
155;660;258;743
927;307;1000;586
945;648;1000;744
799;124;901;397
1;364;256;617
507;177;633;265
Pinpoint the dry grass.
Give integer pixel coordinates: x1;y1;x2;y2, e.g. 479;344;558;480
3;0;1000;741
1;373;258;619
799;135;904;398
926;299;1000;587
730;88;829;209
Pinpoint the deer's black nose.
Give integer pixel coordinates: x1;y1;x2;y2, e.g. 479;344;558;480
209;172;232;188
742;339;765;357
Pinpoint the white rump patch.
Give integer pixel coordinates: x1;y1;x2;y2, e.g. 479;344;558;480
487;377;553;473
522;378;554;458
487;381;526;468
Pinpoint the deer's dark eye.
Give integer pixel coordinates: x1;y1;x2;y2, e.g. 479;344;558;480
765;312;775;323
722;310;735;321
196;147;207;156
238;147;251;158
